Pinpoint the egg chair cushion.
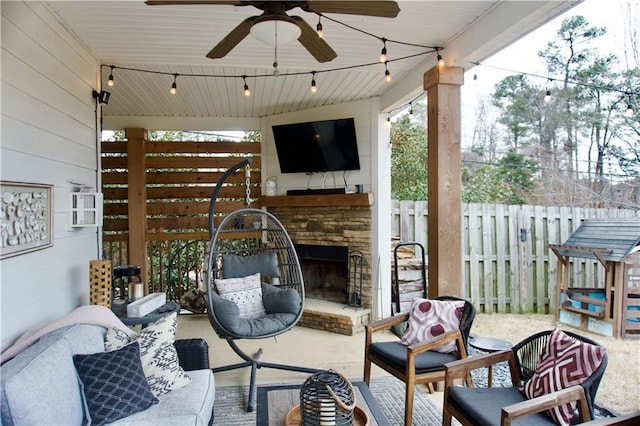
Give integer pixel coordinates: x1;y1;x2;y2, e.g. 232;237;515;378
209;288;299;337
222;253;279;280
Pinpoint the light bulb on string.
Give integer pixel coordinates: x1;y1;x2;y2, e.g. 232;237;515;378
385;116;391;128
242;75;250;97
170;73;178;94
316;16;323;38
437;52;445;67
626;94;634;115
310;72;317;94
380;38;387;63
107;66;115;87
409;103;413;115
384;62;391;82
544;78;553;103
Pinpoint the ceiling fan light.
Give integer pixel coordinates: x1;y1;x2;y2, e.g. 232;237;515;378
251;19;301;46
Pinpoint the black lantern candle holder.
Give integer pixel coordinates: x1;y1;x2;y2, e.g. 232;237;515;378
299;370;356;425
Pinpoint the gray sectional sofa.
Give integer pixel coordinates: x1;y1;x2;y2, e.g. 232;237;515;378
1;323;215;425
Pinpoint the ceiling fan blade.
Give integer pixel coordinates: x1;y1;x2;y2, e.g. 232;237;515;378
146;1;247;5
206;16;258;59
304;1;400;18
291;16;337;63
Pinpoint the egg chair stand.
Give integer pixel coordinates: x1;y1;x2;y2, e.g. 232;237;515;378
205;158;321;412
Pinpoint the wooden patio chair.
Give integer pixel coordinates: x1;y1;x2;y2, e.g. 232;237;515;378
363;295;476;426
443;329;608;426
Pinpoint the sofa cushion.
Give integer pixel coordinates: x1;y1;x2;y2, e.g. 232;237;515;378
109;369;215;426
2;336;85;426
105;313;191;397
73;342;159;426
1;324;106;426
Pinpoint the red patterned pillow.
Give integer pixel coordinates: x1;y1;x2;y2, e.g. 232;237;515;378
400;298;465;353
521;328;606;425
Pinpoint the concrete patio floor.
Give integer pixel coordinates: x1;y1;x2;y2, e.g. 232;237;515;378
174;309;448;412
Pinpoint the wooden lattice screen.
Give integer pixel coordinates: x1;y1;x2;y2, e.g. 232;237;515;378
101;136;261;236
100;129;261;296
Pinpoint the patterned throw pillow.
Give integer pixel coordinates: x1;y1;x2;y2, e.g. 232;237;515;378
73;342;158;426
105;312;191;397
400;298;465;353
215;272;267;319
521;328;606;425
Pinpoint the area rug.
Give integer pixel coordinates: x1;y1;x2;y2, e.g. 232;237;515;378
212;375;442;425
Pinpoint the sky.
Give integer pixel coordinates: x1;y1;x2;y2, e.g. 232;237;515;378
460;0;634;147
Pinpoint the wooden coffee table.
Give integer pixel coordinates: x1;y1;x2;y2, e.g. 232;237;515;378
256;381;389;426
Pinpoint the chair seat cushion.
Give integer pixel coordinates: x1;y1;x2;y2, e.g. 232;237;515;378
369;341;457;372
448;386;556;426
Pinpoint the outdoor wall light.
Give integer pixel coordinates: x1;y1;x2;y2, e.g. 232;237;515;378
92;90;111;104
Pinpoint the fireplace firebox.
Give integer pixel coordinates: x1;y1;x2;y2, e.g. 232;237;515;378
295;244;349;303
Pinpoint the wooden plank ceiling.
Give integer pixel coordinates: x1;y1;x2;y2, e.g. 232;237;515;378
44;1;580;119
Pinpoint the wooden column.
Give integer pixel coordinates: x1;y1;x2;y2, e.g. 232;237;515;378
124;128;148;288
424;66;464;298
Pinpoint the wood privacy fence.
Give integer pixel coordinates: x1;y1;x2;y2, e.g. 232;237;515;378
392;201;640;314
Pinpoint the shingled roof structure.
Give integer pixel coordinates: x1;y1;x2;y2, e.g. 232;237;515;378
549;218;640;265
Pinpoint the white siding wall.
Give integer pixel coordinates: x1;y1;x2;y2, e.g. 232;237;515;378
1;2;100;350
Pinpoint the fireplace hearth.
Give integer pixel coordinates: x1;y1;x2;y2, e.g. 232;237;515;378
296;244;349;304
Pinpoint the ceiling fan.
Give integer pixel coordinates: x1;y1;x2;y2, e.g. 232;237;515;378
145;1;400;63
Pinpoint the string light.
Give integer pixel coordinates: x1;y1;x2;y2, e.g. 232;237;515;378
170;73;177;94
107;66;115;87
385;116;391;128
436;50;445;67
316;16;323;38
380;38;387;63
242;75;250;97
384;62;391;82
544;78;553;103
310;72;317;93
626;94;635;115
408;102;413;115
471;61;638;98
473;73;478;81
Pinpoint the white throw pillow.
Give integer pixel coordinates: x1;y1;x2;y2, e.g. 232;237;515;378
105;312;191;397
215;272;267;319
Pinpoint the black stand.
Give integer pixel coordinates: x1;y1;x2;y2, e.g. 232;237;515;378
212;340;322;412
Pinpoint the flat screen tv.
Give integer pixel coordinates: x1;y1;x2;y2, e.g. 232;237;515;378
272;118;360;173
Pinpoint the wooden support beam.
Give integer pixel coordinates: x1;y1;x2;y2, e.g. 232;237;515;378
124;128;148;290
424;65;464;298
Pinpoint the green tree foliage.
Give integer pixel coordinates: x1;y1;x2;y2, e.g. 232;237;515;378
462;150;537;204
391;113;428;200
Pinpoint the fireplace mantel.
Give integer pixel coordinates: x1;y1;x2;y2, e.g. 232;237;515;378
258;193;373;208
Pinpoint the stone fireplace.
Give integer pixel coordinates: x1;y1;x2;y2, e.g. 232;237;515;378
259;193;373;335
296;243;349;303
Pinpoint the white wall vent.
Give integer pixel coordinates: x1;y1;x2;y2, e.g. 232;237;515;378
70;192;103;227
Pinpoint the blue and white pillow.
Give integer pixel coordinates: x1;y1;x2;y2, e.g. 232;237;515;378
73;342;158;425
105;312;191;397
